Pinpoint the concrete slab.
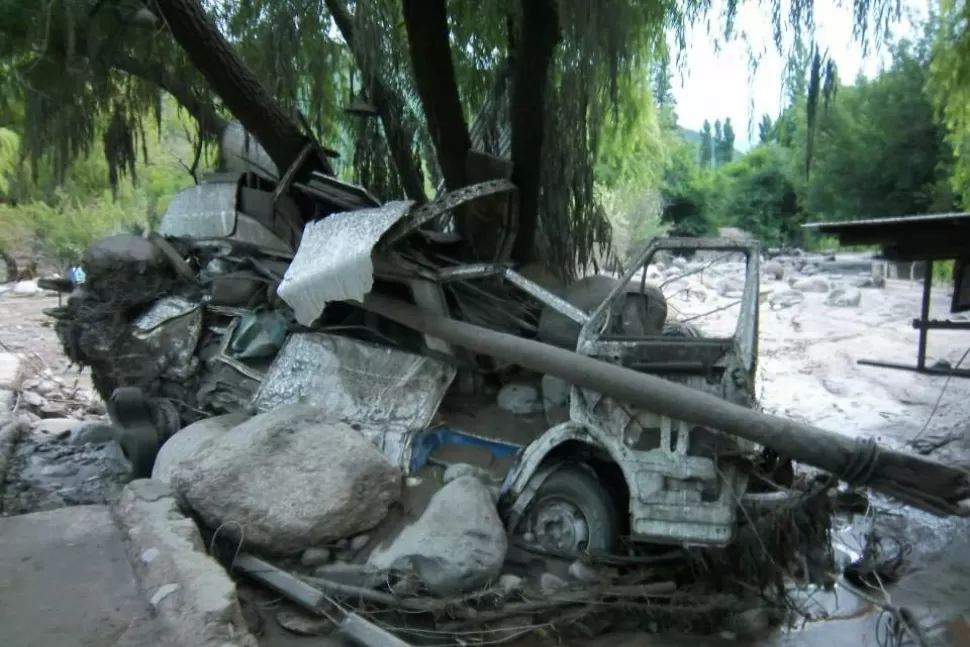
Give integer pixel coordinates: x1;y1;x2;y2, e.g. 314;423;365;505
0;505;170;647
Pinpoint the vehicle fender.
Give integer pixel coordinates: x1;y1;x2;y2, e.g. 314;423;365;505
502;421;636;531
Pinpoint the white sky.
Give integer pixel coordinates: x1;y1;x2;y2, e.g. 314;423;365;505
671;0;927;150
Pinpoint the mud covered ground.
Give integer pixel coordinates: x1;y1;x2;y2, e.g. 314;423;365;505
1;266;970;646
0;286;129;515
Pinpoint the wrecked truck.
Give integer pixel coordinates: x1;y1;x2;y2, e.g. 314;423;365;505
47;161;762;558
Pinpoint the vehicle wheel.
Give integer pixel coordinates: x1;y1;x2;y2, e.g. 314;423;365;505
524;466;622;556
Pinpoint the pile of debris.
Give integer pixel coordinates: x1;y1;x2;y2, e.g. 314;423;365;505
27;122;968;645
145;405;847;644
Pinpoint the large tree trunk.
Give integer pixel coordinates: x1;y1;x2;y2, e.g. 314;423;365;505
508;0;560;264
400;0;472;190
154;0;332;177
324;0;427;203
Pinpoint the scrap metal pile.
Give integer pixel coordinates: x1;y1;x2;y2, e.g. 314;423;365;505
40;121;970;644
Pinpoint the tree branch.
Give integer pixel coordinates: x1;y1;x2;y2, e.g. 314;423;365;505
154;0;333;177
324;0;427;203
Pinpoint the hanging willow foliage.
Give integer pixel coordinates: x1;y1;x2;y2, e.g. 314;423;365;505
0;0;905;264
103;107;139;197
352;115;405;202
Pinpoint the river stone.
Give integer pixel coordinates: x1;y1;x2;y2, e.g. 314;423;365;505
31;418;78;438
152;413;247;484
170;404;402;555
443;462;491;485
825;287;862;307
768;290;805;309
11;280;42;297
368;475;507;596
82;234;166;277
791;276;830;293
763;260;785;280
69;421;117;446
715;276;745;297
541;374;570;409
497;383;542;415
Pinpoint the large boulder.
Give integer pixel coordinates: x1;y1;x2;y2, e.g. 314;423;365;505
170;404;402;555
152;413;248;484
367;475;507;596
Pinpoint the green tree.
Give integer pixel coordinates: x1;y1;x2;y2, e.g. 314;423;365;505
716;117;735;165
710;144;801;246
692;25;954;253
660;138;713;237
758;114;775;144
802;36;953;221
929;2;970;206
699;120;714;168
0;0;907;272
714;118;724;165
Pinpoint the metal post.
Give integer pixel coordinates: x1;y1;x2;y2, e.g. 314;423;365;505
917;260;934;370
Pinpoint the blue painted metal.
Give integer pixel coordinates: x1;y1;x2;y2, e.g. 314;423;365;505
408;426;523;493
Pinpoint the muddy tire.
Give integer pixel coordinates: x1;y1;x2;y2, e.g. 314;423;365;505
526;466;622;556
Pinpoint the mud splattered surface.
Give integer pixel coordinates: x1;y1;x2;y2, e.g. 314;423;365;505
0;292;129;514
1;428;130;515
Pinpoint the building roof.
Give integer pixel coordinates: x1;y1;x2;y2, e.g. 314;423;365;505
802;212;970;261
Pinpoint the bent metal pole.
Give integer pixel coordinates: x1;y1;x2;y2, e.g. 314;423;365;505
360;292;970;517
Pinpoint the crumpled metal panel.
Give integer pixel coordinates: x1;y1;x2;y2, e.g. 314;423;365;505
133;296;199;332
386;180;514;245
132;297;204;381
250;332;456;468
157;181;293;258
158;181;238;240
221;120;280;179
277;201;414;326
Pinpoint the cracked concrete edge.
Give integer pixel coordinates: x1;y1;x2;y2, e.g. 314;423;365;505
111;479;259;647
0;414;30;512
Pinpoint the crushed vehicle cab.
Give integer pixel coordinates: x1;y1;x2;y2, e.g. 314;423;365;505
499;238;761;555
47;135;763;559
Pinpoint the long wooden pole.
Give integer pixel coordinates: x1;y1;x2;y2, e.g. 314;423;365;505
360;293;970;516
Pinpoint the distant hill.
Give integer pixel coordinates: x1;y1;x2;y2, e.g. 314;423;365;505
677;126;743;163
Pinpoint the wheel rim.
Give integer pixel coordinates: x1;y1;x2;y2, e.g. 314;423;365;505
527;496;590;555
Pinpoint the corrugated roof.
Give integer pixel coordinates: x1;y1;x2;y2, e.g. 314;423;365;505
803;212;970;230
801;212;970;261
